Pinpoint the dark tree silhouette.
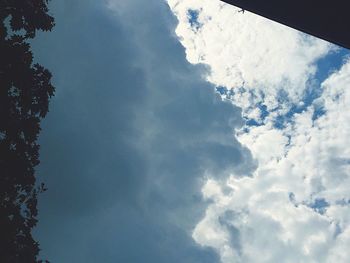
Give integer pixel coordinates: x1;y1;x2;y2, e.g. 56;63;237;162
0;1;55;262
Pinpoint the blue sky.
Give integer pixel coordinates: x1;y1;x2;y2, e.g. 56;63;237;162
33;0;350;262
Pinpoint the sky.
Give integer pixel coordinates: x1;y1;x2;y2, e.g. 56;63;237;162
32;0;350;262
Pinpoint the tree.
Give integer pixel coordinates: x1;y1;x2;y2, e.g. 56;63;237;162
0;1;55;262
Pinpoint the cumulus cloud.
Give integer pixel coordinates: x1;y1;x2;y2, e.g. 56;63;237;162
33;0;255;262
193;61;350;262
167;0;334;116
166;0;350;262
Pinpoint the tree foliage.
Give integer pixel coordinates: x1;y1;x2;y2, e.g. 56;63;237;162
0;1;55;262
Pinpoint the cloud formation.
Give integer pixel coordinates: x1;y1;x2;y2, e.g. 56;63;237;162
167;0;350;262
193;60;350;263
33;0;255;262
168;0;334;116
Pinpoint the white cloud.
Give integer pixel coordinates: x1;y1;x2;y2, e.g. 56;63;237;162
167;0;350;262
167;0;334;113
192;60;350;263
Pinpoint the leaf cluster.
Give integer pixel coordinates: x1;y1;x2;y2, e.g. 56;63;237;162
0;1;54;262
